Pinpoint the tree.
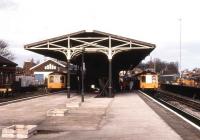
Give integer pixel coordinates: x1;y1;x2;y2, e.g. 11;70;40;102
137;58;179;74
0;40;14;60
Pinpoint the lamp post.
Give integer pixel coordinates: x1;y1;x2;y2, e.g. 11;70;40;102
81;47;85;102
179;18;182;78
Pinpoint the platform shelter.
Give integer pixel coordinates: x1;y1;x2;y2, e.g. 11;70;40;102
25;30;155;97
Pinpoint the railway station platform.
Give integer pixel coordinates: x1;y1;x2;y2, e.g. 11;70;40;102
0;91;199;140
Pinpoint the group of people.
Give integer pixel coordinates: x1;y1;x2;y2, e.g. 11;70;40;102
119;77;137;92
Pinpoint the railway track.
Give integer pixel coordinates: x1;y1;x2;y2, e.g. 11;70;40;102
157;89;200;111
0;90;71;106
139;90;200;129
0;92;51;106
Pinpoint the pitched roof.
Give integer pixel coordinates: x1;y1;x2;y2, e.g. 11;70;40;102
24;30;156;75
24;30;155;49
0;55;17;66
30;59;66;70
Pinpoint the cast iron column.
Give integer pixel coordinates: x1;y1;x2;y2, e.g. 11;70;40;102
67;59;70;98
108;58;112;97
81;47;85;102
108;36;112;97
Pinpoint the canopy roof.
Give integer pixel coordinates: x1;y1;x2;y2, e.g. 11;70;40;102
24;30;155;69
25;30;156;90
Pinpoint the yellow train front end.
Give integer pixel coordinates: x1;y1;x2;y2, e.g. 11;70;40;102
47;73;66;90
139;73;158;91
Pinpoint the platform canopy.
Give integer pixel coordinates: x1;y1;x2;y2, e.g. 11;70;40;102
25;30;155;67
25;30;156;96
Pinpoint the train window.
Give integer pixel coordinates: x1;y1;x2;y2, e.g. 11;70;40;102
142;76;146;82
49;76;54;83
152;75;156;82
54;75;60;83
60;76;64;83
146;75;153;83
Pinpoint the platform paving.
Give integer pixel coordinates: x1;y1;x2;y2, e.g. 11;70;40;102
0;91;194;140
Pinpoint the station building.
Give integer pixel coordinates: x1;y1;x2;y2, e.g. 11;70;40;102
30;59;77;85
0;55;17;87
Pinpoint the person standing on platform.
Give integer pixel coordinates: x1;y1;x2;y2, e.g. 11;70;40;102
129;77;134;92
119;77;123;91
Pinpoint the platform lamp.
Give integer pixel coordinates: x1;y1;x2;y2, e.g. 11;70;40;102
81;47;86;102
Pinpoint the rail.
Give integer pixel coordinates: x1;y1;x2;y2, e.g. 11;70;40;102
140;90;200;128
157;89;200;111
0;90;69;106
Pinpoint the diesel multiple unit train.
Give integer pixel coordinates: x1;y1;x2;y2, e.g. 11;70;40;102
136;71;159;90
47;70;159;92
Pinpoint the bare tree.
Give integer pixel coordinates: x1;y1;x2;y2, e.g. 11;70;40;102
0;40;14;60
137;58;179;74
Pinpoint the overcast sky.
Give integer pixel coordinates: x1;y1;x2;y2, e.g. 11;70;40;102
0;0;200;70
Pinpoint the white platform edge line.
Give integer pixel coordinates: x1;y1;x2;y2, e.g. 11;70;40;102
138;90;200;131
